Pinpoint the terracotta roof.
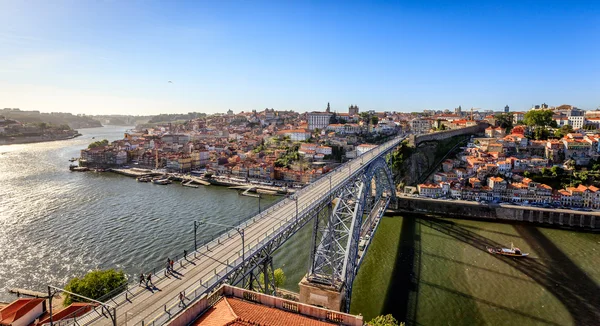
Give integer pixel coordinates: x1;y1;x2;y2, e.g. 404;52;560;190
193;297;336;326
37;303;96;325
0;298;44;325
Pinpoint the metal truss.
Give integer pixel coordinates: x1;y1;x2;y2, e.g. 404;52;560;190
200;195;336;297
307;157;396;312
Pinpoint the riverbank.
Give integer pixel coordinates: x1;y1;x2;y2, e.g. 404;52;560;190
103;168;294;195
0;133;82;145
350;215;600;325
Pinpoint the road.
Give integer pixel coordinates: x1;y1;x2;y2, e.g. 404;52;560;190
85;136;404;326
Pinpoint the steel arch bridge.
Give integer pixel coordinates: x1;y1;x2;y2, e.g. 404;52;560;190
306;155;396;311
64;136;404;326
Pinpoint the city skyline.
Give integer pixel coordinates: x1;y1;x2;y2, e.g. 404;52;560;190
1;1;598;115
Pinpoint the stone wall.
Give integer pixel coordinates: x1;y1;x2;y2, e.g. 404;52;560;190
391;197;599;230
409;122;489;146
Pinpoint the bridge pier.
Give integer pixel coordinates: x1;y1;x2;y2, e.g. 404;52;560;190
298;276;345;312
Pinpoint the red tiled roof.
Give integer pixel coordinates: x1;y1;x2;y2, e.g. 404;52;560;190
193;297;336;326
0;298;44;325
37;303;96;325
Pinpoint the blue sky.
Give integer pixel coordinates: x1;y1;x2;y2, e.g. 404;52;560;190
0;1;598;115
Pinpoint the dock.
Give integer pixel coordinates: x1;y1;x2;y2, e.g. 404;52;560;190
9;288;55;298
110;169;161;178
180;176;210;186
239;187;261;198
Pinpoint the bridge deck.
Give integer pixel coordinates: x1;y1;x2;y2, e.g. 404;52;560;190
87;137;403;326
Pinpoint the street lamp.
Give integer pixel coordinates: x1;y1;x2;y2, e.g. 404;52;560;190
195;220;246;263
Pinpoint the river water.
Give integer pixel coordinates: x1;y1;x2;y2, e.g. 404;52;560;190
1;126;599;326
0;126;284;302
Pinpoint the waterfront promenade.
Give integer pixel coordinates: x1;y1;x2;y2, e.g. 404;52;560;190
80;137;404;326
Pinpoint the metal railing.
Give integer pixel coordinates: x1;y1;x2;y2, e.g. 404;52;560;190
75;136;405;326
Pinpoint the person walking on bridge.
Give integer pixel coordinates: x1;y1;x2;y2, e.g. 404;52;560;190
146;273;153;287
170;258;174;272
178;292;186;307
139;273;145;286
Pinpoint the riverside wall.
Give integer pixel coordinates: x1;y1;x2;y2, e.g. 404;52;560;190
409;122;489;146
390;197;599;230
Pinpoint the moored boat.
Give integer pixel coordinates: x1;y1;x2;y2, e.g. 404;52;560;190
152;177;172;185
487;243;529;257
136;176;152;182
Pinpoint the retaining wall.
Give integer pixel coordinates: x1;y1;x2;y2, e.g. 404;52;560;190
391;197;598;230
409;123;489;146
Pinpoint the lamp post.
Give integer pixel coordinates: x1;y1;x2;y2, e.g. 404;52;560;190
196;220;245;263
258;193;262;213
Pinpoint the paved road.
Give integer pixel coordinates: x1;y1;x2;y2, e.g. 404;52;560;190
86;137;404;326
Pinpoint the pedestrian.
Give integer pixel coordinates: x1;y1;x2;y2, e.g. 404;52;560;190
139;273;144;286
183;250;187;260
170;259;174;272
178;292;185;307
166;258;171;272
146;273;152;286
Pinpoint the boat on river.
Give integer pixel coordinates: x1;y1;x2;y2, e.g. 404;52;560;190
136;176;152;182
487;243;529;257
152;177;172;185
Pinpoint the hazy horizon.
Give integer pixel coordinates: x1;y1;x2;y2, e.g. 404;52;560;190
1;1;598;115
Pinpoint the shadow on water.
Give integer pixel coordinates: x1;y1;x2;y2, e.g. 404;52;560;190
381;215;419;323
419;217;600;325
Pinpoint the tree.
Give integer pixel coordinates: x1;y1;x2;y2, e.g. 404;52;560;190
255;268;286;290
367;314;402;326
88;139;109;149
533;126;549;140
494;113;514;133
554;125;574;138
371;116;379;126
64;269;127;306
360;112;371;123
551;166;563;176
523;110;553;127
273;268;286;287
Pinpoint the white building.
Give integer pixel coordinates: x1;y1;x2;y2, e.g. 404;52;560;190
307;112;333;131
278;129;311;141
316;146;332;155
568;116;585;129
410;118;432;134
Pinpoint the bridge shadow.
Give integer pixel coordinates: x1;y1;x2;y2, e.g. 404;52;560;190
419;217;600;325
381;215;420;324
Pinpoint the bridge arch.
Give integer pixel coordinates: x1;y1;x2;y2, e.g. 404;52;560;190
306;156;396;312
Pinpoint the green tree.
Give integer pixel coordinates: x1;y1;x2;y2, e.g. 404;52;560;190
494;113;514;133
360;112;371;123
64;269;127;306
367;314;402;326
533;126;549;140
371;116;379;126
88;139;109;149
554;125;574;138
255;268;286;290
523;110;553;127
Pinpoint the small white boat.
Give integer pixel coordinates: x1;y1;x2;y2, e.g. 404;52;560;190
487;243;529;257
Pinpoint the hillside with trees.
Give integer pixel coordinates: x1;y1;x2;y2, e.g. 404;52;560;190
1;108;102;129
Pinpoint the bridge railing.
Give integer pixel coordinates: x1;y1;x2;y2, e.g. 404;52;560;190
136;137;406;324
82;136;405;326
